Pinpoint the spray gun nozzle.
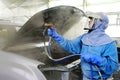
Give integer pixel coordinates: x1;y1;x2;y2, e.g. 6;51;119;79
44;23;54;28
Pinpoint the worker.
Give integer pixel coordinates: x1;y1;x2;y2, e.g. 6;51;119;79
47;12;119;80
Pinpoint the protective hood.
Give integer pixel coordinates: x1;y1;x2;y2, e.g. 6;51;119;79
82;13;113;46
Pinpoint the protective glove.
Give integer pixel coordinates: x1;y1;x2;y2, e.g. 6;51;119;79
81;53;103;66
47;27;63;43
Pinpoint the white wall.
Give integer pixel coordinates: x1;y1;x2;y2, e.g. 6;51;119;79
106;25;120;37
0;1;13;18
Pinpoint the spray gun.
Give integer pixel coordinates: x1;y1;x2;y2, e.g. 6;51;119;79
42;22;54;59
43;22;54;36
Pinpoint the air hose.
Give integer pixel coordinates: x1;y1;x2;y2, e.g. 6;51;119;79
42;23;103;80
43;33;81;62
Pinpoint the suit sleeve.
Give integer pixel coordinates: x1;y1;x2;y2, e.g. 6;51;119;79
58;35;83;54
99;42;119;75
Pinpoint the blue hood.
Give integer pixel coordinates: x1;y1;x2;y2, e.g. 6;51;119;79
82;13;113;46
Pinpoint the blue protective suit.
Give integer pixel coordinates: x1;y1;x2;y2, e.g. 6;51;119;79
58;35;118;79
56;13;119;79
47;13;119;79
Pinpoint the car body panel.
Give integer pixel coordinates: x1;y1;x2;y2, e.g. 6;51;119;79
0;50;46;80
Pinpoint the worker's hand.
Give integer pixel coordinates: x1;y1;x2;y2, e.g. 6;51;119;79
47;27;56;37
47;27;63;43
81;53;103;66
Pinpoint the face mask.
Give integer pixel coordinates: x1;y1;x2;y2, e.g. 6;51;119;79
89;18;95;29
84;17;95;31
